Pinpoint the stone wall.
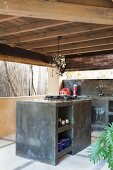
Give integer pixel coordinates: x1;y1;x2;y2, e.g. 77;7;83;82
63;79;113;96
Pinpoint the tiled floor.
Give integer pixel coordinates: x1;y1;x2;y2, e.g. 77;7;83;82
91;131;101;143
0;132;110;170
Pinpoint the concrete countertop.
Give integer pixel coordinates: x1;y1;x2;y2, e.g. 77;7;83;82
90;95;113;100
16;97;91;107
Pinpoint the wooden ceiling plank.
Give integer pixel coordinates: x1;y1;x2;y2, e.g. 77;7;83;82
35;37;113;53
52;43;113;55
0;20;68;38
11;25;113;45
21;28;113;50
0;0;113;25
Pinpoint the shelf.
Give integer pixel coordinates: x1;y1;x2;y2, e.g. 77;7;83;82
58;146;72;158
58;124;73;133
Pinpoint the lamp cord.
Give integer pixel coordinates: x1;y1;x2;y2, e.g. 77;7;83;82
58;36;62;56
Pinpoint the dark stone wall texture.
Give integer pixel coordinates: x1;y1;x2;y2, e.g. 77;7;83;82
63;79;113;96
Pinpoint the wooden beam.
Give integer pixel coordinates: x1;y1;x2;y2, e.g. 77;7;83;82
0;1;113;25
35;37;113;53
0;20;67;38
66;54;113;71
0;43;51;64
22;28;113;50
58;0;113;8
0;54;49;67
12;24;113;45
67;50;113;58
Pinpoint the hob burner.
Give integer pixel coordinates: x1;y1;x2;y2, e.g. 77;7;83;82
44;95;77;101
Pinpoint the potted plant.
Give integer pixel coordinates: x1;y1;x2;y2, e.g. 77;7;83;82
88;123;113;170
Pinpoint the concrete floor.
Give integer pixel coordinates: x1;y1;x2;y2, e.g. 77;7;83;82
0;133;110;170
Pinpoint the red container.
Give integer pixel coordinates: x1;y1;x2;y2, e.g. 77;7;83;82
73;84;78;96
60;88;71;96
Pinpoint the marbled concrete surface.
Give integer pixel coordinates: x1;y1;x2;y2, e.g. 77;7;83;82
63;79;113;96
0;133;110;170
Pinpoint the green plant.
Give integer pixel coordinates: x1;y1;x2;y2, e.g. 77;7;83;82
88;123;113;170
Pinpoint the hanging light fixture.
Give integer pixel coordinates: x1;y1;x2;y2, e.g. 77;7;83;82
50;36;66;76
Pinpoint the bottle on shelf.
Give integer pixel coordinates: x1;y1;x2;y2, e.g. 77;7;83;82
58;118;70;127
65;119;70;125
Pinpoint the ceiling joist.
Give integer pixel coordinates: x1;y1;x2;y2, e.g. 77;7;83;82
36;37;113;53
58;43;113;56
0;20;67;39
21;28;113;50
11;25;113;45
0;0;113;25
0;16;18;23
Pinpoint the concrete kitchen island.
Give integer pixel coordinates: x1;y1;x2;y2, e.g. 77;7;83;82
16;98;91;165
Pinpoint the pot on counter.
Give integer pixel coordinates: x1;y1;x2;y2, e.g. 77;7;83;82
60;88;71;96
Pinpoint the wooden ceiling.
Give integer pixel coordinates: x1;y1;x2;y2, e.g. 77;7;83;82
0;0;113;71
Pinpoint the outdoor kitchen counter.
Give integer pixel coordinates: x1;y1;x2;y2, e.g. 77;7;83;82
16;98;91;165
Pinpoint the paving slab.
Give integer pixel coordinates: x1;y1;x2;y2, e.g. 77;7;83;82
0;139;13;148
0;144;30;170
22;154;96;170
0;133;110;170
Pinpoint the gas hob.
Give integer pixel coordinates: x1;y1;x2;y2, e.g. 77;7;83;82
44;95;77;101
